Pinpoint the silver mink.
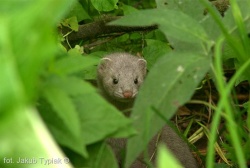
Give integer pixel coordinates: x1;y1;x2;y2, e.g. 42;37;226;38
97;52;198;168
97;52;147;111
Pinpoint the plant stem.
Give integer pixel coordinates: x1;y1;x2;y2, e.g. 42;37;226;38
207;37;248;168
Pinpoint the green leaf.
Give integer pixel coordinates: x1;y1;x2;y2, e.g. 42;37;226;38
40;74;135;155
145;29;168;42
53;54;99;75
0;18;25;113
223;0;250;33
65;1;91;22
222;41;237;60
110;9;209;44
93;144;119;168
162;0;205;21
80;142;119;168
220;0;250;81
121;4;138;15
74;93;136;145
143;39;172;69
155;0;169;9
125;52;211;167
0;107;72;168
157;144;183;168
78;52;105;80
80;65;98;80
61;16;79;31
38;98;87;157
43;86;81;136
200;14;221;41
0;0;77;167
48;76;96;96
91;0;118;12
41;83;86;157
214;163;231;168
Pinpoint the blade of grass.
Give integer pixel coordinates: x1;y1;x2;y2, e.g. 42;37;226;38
208;37;248;168
188;127;204;144
198;122;232;166
188;100;217;111
183;119;194;138
198;0;245;62
229;0;250;60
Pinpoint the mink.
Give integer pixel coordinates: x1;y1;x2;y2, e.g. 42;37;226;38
97;52;147;111
97;52;198;168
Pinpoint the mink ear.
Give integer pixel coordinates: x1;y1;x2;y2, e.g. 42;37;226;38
100;57;112;65
137;59;147;75
98;57;113;73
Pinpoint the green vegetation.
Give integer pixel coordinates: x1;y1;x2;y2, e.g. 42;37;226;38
0;0;249;168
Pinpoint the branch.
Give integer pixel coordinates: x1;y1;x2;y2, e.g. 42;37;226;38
61;17;157;42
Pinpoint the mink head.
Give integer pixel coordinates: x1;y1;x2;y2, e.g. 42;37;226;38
97;53;147;102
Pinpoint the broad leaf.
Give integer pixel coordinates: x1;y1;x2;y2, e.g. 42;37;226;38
38;98;87;157
43;86;81;139
125;52;211;167
143;39;172;69
91;0;118;12
74;93;136;145
0;107;73;168
46;76;96;96
54;55;99;75
0;0;76;167
110;9;209;44
61;16;79;31
65;1;91;22
80;142;119;168
157;144;183;168
122;4;138;15
156;0;204;21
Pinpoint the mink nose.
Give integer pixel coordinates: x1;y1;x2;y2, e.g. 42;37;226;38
123;91;133;98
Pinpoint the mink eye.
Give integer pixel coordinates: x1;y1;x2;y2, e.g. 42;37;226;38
134;78;138;84
113;78;119;84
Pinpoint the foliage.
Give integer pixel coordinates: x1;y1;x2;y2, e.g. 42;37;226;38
1;0;250;168
0;1;78;168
